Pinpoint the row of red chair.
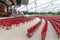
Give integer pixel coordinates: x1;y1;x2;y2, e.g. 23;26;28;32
53;20;60;36
47;17;60;24
55;20;60;23
0;16;35;29
48;19;60;38
27;19;42;38
41;15;60;24
41;20;48;40
37;15;60;39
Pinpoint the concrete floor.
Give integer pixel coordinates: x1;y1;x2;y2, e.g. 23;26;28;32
0;18;59;40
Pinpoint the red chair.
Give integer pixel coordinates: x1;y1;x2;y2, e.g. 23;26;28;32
27;19;42;38
54;21;60;38
48;19;60;38
41;20;48;40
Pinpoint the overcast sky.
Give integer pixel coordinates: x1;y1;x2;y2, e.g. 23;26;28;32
17;0;60;12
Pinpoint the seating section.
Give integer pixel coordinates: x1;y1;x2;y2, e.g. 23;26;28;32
41;20;48;40
0;16;35;29
0;15;60;39
55;19;60;23
27;19;42;38
48;19;60;38
39;15;60;39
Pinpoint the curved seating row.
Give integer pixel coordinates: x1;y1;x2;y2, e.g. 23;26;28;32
0;16;35;29
41;20;48;40
27;19;42;38
48;19;60;38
